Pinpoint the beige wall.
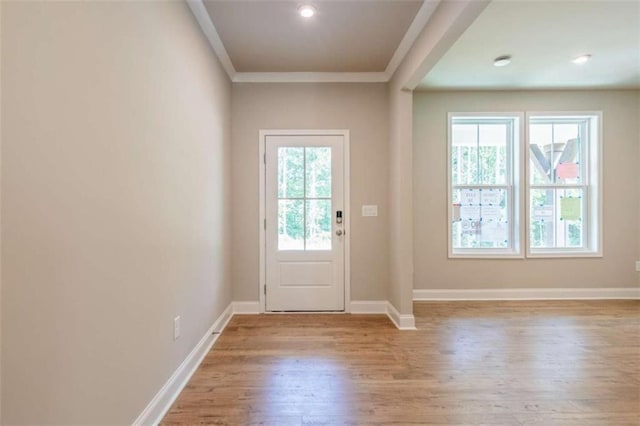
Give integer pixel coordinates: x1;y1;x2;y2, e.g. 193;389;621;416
637;94;640;281
387;87;414;314
1;1;231;424
413;90;640;289
0;1;3;419
385;1;489;316
231;83;389;302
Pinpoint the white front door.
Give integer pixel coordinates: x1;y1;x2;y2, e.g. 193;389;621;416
265;133;346;311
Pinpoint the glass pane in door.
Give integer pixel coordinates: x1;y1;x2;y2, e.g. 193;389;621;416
305;147;332;197
306;199;332;250
278;200;304;250
278;147;304;198
277;146;333;251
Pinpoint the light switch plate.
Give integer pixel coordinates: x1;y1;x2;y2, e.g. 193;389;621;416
362;205;378;217
636;261;640;272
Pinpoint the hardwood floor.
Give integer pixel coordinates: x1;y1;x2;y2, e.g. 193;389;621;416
162;301;640;425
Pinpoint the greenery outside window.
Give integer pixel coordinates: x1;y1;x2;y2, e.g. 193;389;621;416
448;114;523;257
527;112;602;256
447;111;602;258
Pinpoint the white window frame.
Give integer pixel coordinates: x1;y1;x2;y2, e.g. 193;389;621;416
447;112;524;258
525;111;603;258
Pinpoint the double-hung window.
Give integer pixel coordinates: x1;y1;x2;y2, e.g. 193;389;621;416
448;111;601;258
527;112;602;256
448;114;522;257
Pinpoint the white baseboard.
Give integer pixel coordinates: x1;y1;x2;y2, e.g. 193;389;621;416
385;302;417;330
233;301;262;314
349;300;388;314
413;287;640;301
134;296;419;424
350;300;416;330
133;303;233;426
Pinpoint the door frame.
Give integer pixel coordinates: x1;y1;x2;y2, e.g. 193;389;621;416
259;129;351;313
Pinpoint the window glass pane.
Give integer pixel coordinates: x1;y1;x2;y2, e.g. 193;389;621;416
480;188;509;248
452;124;479;185
553;124;579;144
479;124;507;184
529;124;553;185
530;188;556;248
531;121;583;185
557;188;584;248
528;115;595;254
452;188;509;249
452;123;477;144
452;220;481;249
553;123;582;185
305;200;332;250
554;146;582;184
278;147;304;198
451;145;460;184
450;115;520;254
451;189;461;221
480;188;507;219
530;188;584;249
305;147;331;198
278;200;304;250
452;187;475;248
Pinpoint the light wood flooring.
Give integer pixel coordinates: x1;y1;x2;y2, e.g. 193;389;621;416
162;301;640;425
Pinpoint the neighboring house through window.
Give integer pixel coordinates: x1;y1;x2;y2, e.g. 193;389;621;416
448;111;602;258
527;112;602;256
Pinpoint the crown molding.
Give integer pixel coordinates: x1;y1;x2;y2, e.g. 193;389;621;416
385;0;441;80
233;72;389;84
187;0;439;84
187;0;236;80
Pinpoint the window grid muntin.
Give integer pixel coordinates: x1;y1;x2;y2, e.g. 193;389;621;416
452;185;512;250
528;116;593;252
277;146;332;251
450;117;516;253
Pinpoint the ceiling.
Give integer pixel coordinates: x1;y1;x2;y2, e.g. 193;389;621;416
420;0;640;90
191;0;640;89
203;1;423;73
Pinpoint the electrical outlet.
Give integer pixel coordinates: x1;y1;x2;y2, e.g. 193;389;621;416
636;261;640;272
173;316;181;340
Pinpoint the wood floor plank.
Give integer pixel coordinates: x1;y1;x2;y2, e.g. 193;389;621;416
162;300;640;425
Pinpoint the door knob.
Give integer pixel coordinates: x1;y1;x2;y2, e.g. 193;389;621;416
336;229;343;236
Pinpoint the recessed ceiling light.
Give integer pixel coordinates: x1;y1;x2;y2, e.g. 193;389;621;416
493;55;512;67
572;54;592;65
298;4;316;18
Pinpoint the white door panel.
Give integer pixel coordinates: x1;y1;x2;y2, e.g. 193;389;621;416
265;134;345;311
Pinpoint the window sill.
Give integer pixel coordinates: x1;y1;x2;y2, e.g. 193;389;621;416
449;251;524;260
526;250;603;259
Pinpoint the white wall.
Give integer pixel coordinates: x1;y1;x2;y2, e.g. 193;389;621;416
413;90;640;290
1;1;232;424
231;83;389;303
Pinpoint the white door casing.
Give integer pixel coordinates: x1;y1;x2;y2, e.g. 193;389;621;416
260;130;350;312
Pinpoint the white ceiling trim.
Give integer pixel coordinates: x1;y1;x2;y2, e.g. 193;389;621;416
384;0;441;78
187;0;235;80
397;0;490;91
233;72;389;84
188;0;440;84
